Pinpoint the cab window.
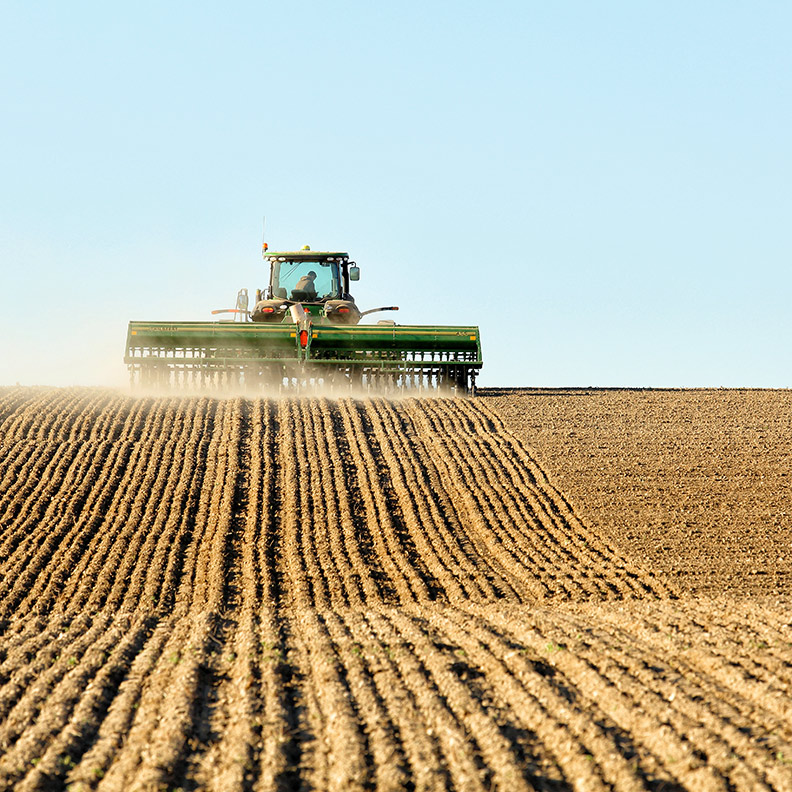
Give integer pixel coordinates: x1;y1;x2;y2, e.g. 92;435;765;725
272;260;340;301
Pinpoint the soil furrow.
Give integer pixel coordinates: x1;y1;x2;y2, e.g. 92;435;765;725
362;608;501;792
278;398;329;610
84;399;214;615
0;440;61;521
471;602;788;792
364;399;473;603
0;389;41;435
117;402;205;613
1;614;155;792
94;613;216;792
97;434;185;611
2;390;78;444
0;613;113;768
374;398;514;603
335;609;452;792
0;441;84;571
13;440;134;617
251;399;300;792
325;402;398;605
417;399;616;600
307;399;369;608
323;610;412;791
195;399;243;613
311;399;381;607
1;388;789;792
445;398;675;601
67;616;172;789
0;439;115;619
299;399;351;610
400;400;555;601
456;398;677;599
434;604;657;792
191;399;258;792
292;608;372;792
0;614;92;727
536;604;792;787
337;399;432;604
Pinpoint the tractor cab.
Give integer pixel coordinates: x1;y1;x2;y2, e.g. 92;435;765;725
251;249;362;325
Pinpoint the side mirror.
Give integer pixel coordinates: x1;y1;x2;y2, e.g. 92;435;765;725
349;265;360;281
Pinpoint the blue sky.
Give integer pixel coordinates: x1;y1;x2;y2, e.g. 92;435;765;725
1;1;790;387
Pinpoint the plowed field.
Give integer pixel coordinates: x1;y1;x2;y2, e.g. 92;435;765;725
0;388;790;792
483;388;792;597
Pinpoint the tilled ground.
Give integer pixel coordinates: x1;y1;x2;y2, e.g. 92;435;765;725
482;388;792;596
0;388;790;792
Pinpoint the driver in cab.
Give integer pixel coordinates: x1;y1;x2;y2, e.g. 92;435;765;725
294;270;317;299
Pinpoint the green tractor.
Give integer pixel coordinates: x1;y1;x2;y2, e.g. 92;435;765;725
125;246;482;394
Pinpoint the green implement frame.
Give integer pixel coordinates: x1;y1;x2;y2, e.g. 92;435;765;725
125;320;482;393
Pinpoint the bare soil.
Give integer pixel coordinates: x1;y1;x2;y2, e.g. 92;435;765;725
482;388;792;596
0;387;790;791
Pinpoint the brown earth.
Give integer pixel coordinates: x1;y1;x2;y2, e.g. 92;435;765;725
0;387;790;792
482;388;792;597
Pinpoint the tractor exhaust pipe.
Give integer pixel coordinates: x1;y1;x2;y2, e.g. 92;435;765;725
360;306;399;318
